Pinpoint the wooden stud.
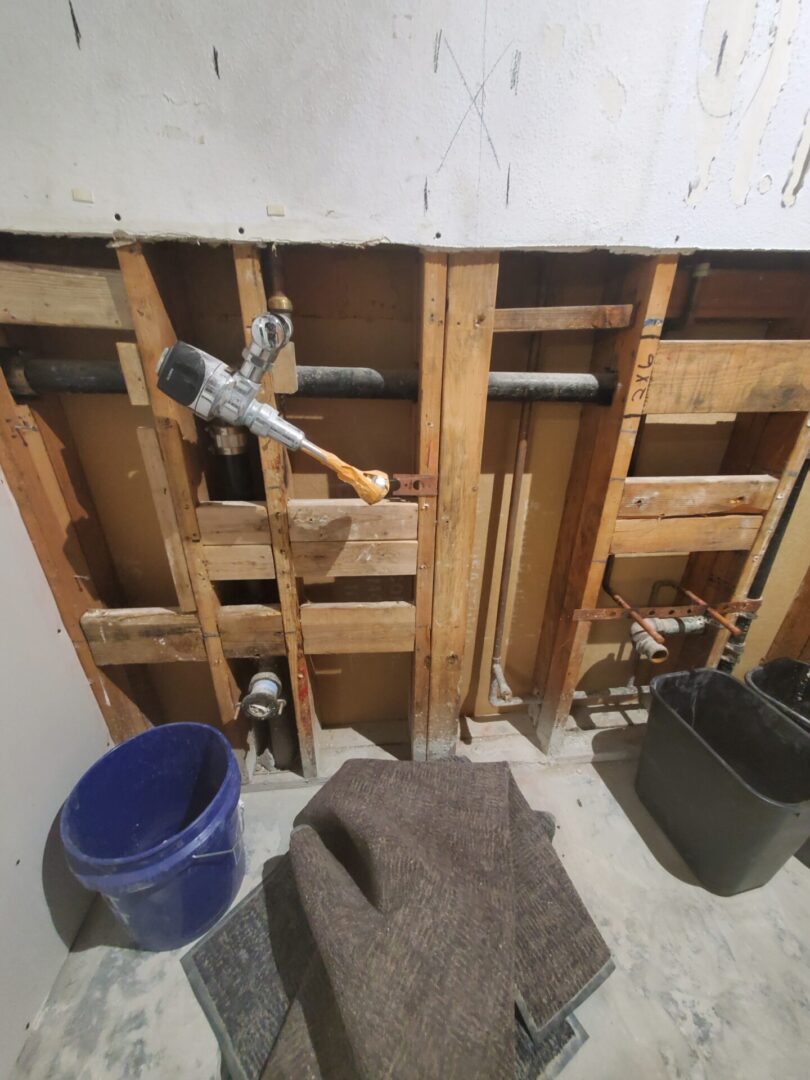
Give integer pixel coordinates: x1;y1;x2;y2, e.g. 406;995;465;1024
427;253;499;759
619;475;778;518
411;252;448;760
0;366;149;741
117;242;240;727
646;340;810;414
116;341;150;406
137;426;197;611
493;304;633;333
533;255;679;753
233;243;320;777
0;260;133;330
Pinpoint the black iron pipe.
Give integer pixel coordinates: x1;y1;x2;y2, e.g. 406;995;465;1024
2;354;616;404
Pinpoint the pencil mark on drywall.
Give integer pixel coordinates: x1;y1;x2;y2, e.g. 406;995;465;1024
782;110;810;207
510;49;521;93
505;163;511;207
433;30;442;73
715;30;728;75
423;178;429;213
437;36;510;172
212;46;220;79
68;1;81;49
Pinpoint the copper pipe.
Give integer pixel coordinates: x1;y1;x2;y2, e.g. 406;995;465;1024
490;319;543;705
609;591;667;645
681;588;743;637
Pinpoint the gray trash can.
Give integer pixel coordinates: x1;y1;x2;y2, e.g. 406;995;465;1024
636;669;810;895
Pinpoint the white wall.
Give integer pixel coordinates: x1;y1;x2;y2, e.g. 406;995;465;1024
0;468;110;1077
1;0;808;251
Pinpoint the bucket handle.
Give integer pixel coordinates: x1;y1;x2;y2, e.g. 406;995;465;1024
191;800;245;863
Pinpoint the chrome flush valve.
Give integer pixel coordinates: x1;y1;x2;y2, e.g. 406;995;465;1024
157;312;391;504
157;313;304;449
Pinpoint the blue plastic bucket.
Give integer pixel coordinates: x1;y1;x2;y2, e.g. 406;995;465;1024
60;723;245;951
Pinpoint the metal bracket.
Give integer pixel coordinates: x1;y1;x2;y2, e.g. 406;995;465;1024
573;599;762;622
390;473;438;497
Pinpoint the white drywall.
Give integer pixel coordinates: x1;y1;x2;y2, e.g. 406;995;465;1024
0;0;808;250
0;469;110;1077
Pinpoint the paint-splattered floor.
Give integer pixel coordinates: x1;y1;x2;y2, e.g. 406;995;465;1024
12;760;810;1080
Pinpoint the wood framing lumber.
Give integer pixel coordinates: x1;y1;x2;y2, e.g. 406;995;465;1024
82;609;205;664
82;601;416;665
427;252;500;759
137;426;197;611
0;366;149;741
645;341;810;414
675;415;810;670
197;498;417;544
117;242;240;727
411;252;448;761
619;475;777;518
204;539;416;580
533;255;679;754
0;260;133;330
493;304;633;332
233;243;320;777
610;514;761;555
116;341;150;406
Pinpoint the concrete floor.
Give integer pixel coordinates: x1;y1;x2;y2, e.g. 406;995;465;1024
12;758;810;1080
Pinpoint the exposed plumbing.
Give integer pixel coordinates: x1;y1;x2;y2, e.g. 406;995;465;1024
630;616;707;663
1;353;616;404
240;669;296;772
156;313;389;504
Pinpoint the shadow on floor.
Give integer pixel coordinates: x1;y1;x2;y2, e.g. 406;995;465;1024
69;896;140;952
592;756;700;887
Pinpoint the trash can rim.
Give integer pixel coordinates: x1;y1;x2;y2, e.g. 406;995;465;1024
649;668;810;811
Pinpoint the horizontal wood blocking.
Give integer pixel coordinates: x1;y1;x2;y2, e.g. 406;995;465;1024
0;260;133;330
610;514;761;555
493;304;633;333
204;539;417;580
619;475;777;518
197;498;418;544
82;602;416;663
645;341;810;414
81;608;205;664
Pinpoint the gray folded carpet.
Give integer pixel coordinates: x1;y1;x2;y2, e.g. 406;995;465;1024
183;760;612;1079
